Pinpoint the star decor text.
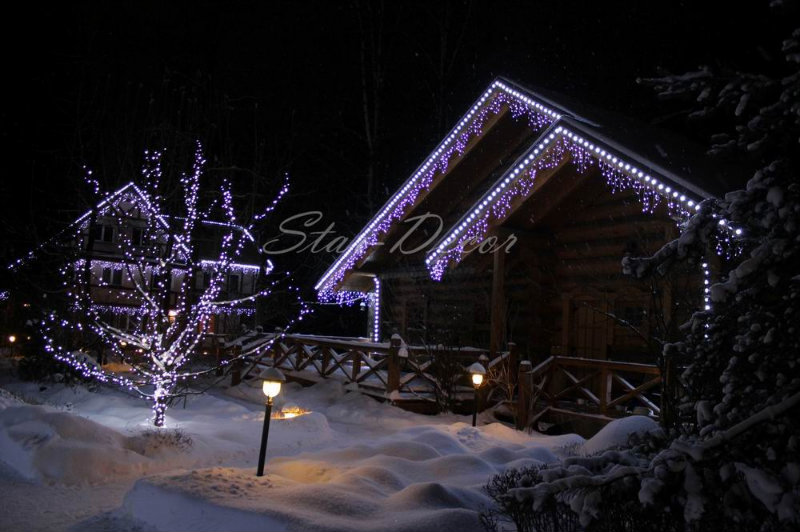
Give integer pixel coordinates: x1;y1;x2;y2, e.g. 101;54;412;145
261;211;517;256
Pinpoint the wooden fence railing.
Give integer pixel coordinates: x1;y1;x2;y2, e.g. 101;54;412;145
224;331;664;428
515;355;662;430
237;333;513;406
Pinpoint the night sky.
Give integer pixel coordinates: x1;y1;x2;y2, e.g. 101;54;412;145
0;1;778;292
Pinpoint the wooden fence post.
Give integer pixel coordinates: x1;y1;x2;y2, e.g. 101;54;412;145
387;334;401;396
230;345;243;386
214;338;223;376
351;350;362;383
508;342;518;386
322;347;331;376
516;360;532;431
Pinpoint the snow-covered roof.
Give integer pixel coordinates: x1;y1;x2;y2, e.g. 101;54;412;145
316;77;730;298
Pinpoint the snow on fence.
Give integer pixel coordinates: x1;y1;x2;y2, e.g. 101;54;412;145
223;333;513;408
516;355;663;430
220;331;665;427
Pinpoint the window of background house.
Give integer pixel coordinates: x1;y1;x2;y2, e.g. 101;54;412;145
131;227;143;246
227;274;240;293
92;224;115;243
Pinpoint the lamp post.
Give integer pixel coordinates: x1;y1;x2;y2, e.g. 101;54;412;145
467;362;486;427
256;367;285;477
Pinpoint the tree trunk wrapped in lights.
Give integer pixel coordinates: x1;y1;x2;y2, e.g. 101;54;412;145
39;142;309;427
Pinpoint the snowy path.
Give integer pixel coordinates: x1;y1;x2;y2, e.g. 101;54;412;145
0;377;653;531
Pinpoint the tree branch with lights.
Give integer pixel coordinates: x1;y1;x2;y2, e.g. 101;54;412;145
40;142;309;427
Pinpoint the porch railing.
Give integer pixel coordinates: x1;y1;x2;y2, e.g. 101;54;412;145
516;355;663;430
222;331;664;428
235;333;513;404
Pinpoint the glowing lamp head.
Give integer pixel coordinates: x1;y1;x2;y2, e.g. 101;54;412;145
8;335;16;344
467;362;487;389
261;367;286;399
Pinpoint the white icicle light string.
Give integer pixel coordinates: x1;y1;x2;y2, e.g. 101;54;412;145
315;80;561;300
425;125;743;279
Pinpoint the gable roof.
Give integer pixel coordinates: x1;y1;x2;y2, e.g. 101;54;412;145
10;182;260;271
315;78;731;299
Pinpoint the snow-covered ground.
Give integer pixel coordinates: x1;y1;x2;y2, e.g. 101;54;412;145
0;372;657;532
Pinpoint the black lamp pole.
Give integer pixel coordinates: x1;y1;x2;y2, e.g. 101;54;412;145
256;396;273;477
472;386;479;427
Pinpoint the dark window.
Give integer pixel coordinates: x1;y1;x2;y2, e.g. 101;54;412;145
227;274;240;293
90;224;114;243
131;227;143;246
101;267;112;284
97;225;114;243
111;269;123;286
203;272;211;289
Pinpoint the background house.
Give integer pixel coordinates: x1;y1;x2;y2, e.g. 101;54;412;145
69;183;264;336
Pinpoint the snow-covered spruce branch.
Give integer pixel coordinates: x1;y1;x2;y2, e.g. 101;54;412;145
671;389;800;462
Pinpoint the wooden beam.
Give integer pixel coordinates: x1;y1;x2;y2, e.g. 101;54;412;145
555;220;673;243
611;373;661;413
553;356;661;374
489;249;506;356
561;295;572;355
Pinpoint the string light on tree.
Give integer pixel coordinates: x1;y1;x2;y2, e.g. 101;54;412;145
37;142;310;427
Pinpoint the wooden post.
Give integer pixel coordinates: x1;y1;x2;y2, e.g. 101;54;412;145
489;249;506;357
230;345;242;386
600;366;611;415
322;347;331;376
516;360;532;431
214;338;223;376
508;342;518;386
387;334;401;396
561;296;571;356
351;350;362;383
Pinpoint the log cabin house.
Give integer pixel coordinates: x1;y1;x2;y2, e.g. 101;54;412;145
316;78;732;366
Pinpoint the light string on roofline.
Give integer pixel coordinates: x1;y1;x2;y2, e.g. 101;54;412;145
425;125;714;279
370;277;381;342
315;80;561;301
7;183;162;273
39;143;311;427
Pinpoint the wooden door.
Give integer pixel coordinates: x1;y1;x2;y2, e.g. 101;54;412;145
571;298;609;359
